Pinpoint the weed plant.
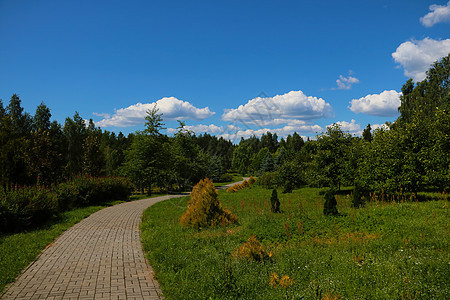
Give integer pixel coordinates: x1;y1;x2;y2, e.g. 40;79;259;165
141;185;449;299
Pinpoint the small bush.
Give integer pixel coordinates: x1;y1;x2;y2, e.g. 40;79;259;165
226;178;255;193
56;182;78;211
219;173;233;183
232;235;271;261
59;175;134;207
181;178;238;228
323;188;339;216
257;171;278;189
270;189;280;213
352;184;367;208
0;185;58;232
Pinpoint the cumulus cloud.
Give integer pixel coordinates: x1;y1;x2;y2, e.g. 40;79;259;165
420;1;450;27
222;90;332;126
95;97;215;128
167;122;321;142
218;125;320;142
167;124;225;135
328;119;361;134
349;90;402;117
392;38;450;81
335;75;359;90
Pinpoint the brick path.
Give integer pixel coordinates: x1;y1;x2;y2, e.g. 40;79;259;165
1;194;185;300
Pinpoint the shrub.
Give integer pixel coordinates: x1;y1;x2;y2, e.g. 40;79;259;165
257;171;278;189
219;173;233;183
323;188;339;216
181;178;238;228
56;181;78;211
352;184;367;208
59;175;134;207
270;189;281;213
0;185;58;232
232;235;271;261
226;178;255;193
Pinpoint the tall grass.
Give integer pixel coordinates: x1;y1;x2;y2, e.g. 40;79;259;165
141;186;449;299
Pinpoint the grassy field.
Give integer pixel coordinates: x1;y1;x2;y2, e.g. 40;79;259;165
141;185;449;299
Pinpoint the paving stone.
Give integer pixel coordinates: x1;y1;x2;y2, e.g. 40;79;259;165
1;195;186;300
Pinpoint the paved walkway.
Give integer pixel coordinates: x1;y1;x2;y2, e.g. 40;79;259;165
1;194;186;300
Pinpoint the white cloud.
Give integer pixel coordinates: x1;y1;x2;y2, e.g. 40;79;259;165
392;38;450;81
167;124;225;135
372;123;390;131
328;119;361;134
219;125;319;142
167;122;321;142
420;1;450;27
222;90;332;126
349;90;402;117
335;75;359;90
95;97;215;128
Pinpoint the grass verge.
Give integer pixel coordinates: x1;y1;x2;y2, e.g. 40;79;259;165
141;186;449;299
0;205;106;293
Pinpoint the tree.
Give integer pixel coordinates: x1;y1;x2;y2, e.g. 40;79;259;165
260;152;274;173
362;124;372;142
323;188;339;216
232;143;252;176
314;124;353;190
33;102;51;131
0;99;5;119
7;94;32;138
121;106;167;195
63;112;87;176
270;189;280;213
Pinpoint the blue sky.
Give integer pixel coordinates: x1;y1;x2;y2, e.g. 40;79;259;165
1;0;449;142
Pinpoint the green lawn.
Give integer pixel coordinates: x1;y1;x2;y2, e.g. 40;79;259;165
141;186;449;299
214;174;244;187
0;205;106;293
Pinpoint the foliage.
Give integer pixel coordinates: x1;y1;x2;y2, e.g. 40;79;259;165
58;175;133;207
219;173;233;183
180;178;238;228
323;188;339;216
0;185;58;232
314;124;353;190
257;171;279;189
270;189;280;213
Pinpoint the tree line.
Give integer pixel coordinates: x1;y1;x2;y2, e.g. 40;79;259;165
1;54;448;196
232;54;449;195
0;97;233;192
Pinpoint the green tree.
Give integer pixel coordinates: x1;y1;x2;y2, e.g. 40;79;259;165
121;106;167;195
314;124;353;190
362;124;372;142
63;112;87;176
232;144;252;176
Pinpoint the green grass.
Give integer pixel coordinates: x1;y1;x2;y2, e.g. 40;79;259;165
0;205;106;293
129;193;168;201
141;186;449;299
214;174;244;187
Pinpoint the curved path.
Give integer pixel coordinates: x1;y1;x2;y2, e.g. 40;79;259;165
1;194;185;300
1;180;246;300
